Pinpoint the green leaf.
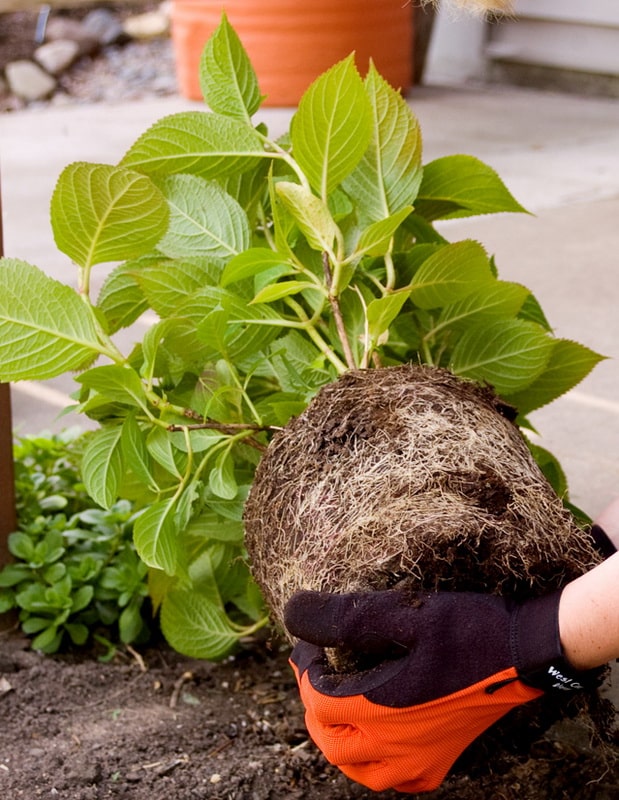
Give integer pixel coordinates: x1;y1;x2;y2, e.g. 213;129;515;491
343;65;423;222
450;319;554;394
77;364;149;410
0;259;102;381
133;500;178;575
526;441;569;499
146;427;183;478
181;287;281;361
366;288;412;343
209;449;238;500
269;172;297;260
97;258;151;334
435;280;530;332
519;292;552;331
415;155;529;221
160;589;243;659
119;600;145;643
51;163;168;268
136;258;220;317
31;625;63;654
0;563;30;588
199;12;263;121
121;413;156;487
0;589;15;614
71;585;94;613
354;206;414;258
185;510;244;542
65;623;89;646
251;280;322;305
8;532;36;562
157;175;250;260
168;426;225;454
409;240;494;309
121;111;264;179
81;426;124;509
290;56;372;198
220;248;294;287
275;182;338;253
504;339;606;415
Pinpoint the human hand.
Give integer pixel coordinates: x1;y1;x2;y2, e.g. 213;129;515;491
285;587;593;793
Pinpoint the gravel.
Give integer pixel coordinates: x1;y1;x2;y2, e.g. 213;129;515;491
0;5;179;112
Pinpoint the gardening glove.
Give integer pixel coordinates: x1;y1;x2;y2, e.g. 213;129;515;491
285;586;597;795
589;523;617;559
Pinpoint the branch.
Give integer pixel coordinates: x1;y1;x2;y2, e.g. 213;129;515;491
167;421;281;433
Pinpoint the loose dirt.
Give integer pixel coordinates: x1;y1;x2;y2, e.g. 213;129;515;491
0;629;617;799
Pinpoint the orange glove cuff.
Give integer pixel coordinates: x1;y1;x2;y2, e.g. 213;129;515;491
291;660;542;794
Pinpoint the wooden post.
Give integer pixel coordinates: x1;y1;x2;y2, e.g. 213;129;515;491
0;185;17;568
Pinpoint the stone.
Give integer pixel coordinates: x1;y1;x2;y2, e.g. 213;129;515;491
34;40;80;76
82;8;126;47
44;17;99;58
123;10;170;40
5;60;57;102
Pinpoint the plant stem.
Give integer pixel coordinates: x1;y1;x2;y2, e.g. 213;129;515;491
322;252;356;370
384;252;396;291
258;135;310;191
283;297;348;373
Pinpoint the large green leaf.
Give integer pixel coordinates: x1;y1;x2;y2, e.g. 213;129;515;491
409;240;493;309
504;339;606;415
133;500;179;575
199;12;263;121
450;319;553;394
160;589;243;659
77;364;149;410
120;112;265;179
81;425;124;510
157;175;250;260
0;259;102;380
343;65;423;222
434;280;529;333
415;155;528;221
135;258;220;317
188;288;282;361
96;258;152;334
290;56;372;198
51;163;168;268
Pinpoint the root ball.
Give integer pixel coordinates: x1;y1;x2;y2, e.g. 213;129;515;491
244;365;600;632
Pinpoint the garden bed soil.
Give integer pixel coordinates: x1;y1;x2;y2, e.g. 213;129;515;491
0;629;617;800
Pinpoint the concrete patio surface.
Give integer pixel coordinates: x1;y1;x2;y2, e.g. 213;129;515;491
1;82;618;702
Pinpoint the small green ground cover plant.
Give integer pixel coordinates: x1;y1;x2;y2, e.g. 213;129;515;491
0;15;603;659
0;431;151;654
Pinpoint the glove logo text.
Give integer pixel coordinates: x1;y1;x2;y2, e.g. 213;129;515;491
547;665;584;691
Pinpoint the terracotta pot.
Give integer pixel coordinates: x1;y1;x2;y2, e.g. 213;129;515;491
171;0;414;106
